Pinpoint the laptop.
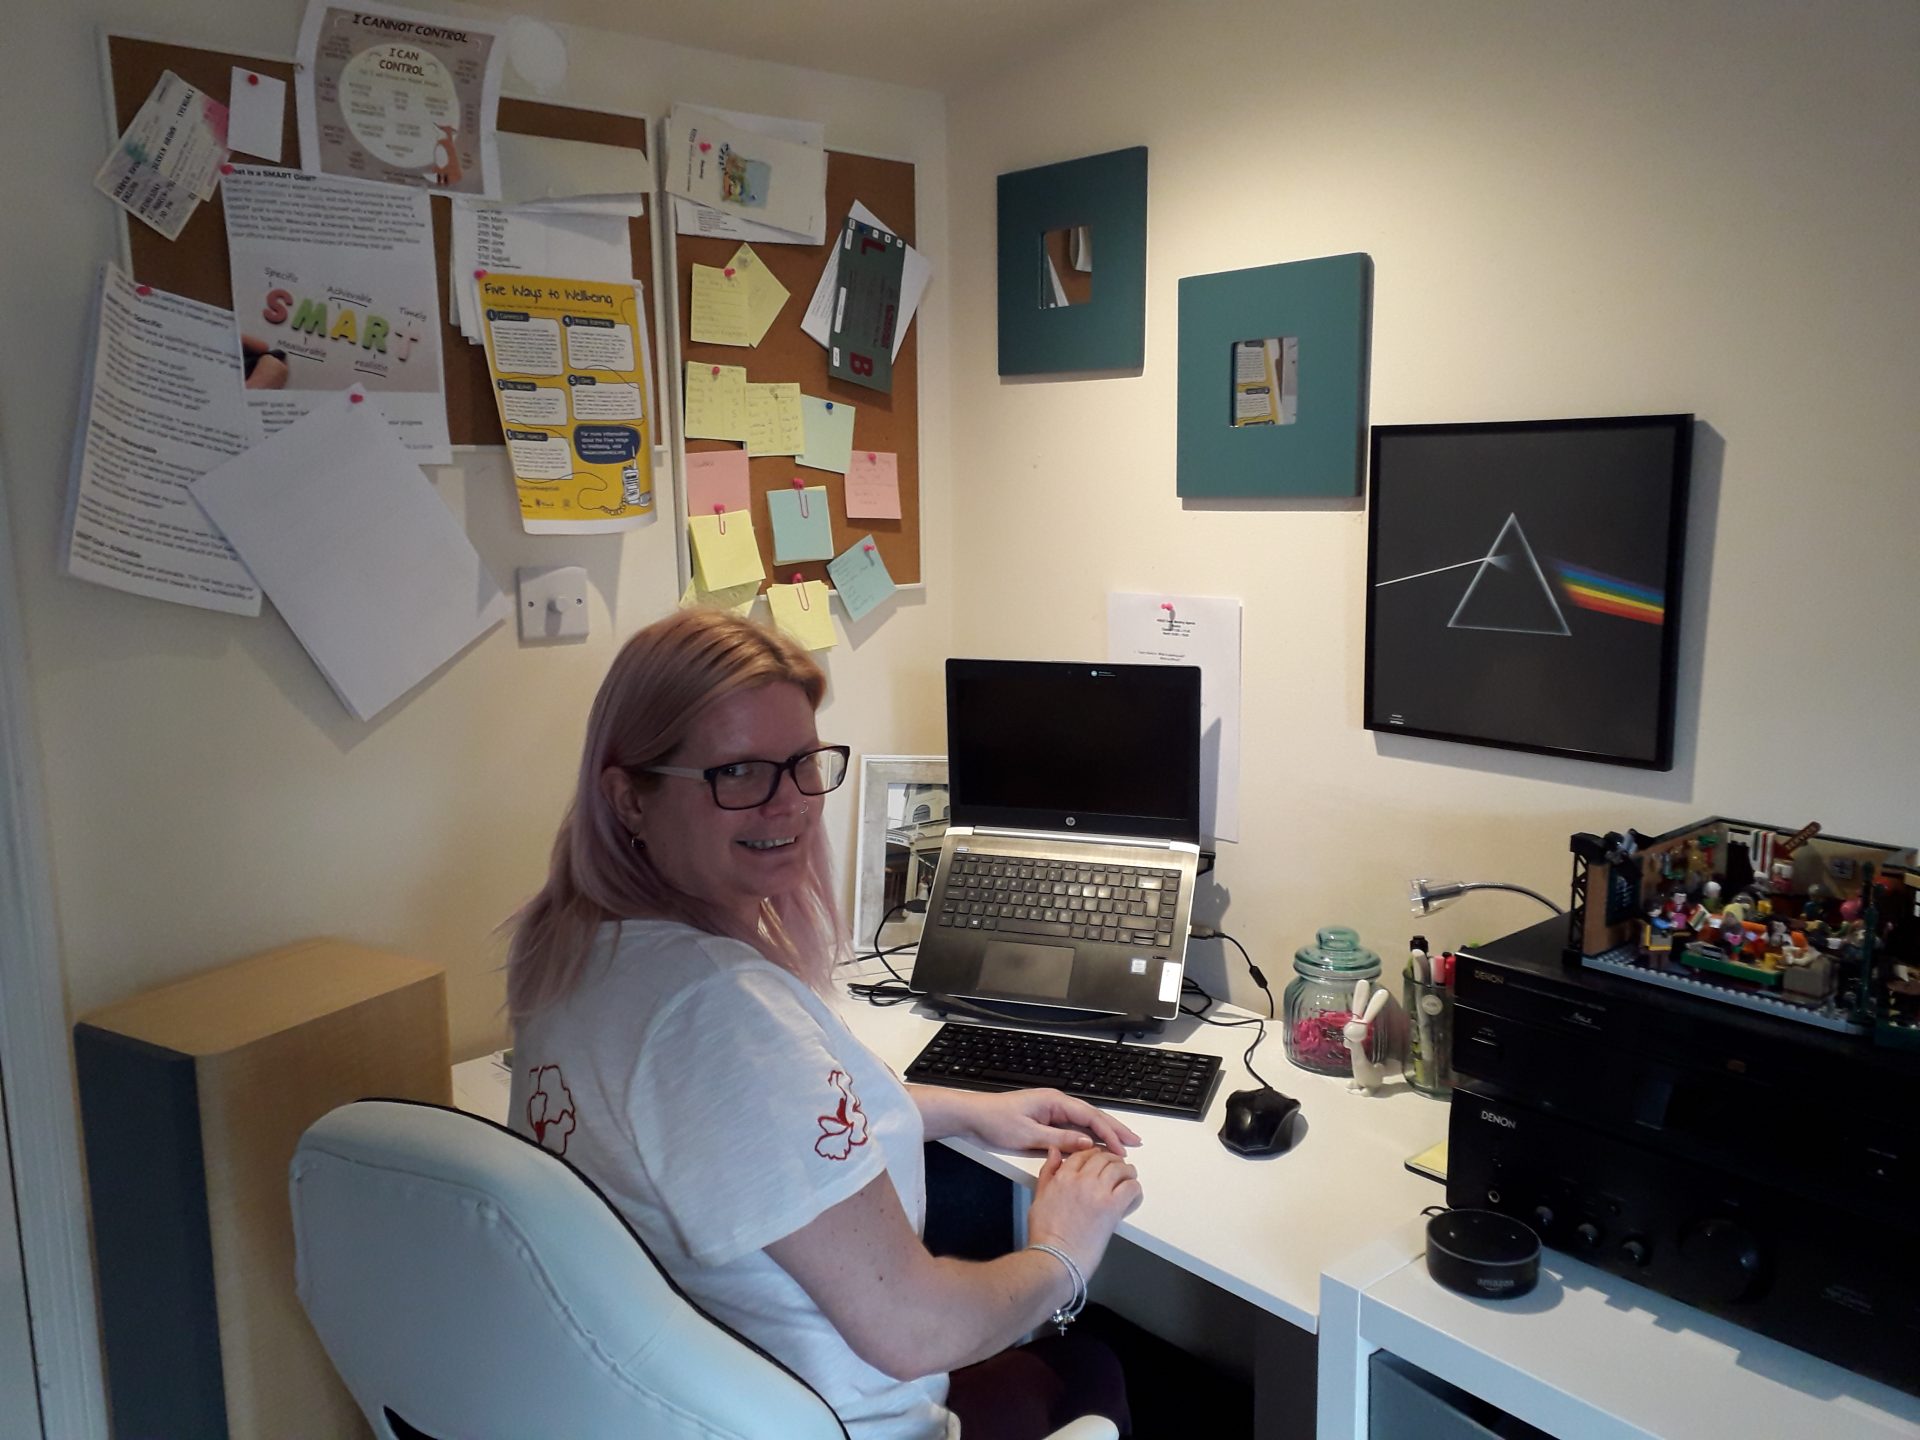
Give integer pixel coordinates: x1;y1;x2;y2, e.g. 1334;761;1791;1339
908;659;1203;1029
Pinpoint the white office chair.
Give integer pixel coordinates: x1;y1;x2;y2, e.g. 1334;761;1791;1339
291;1100;1117;1440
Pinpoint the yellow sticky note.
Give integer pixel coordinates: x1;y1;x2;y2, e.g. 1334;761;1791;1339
689;264;751;346
746;382;806;456
684;362;749;441
728;243;790;346
767;580;836;651
688;511;766;590
680;574;760;615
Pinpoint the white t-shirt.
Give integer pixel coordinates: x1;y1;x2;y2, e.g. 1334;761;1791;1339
508;920;957;1440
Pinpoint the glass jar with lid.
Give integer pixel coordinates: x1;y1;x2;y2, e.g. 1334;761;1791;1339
1283;926;1388;1076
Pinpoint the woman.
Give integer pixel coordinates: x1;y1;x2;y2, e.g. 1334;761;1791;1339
505;609;1143;1440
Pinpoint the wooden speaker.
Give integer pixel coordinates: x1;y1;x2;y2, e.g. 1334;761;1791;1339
75;939;450;1439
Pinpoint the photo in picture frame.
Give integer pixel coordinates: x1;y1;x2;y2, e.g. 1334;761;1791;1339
1364;415;1693;769
851;755;949;951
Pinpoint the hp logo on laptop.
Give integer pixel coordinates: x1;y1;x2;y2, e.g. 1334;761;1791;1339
1065;817;1076;827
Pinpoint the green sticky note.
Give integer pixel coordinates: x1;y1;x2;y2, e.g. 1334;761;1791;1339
767;486;834;562
798;395;855;474
827;536;897;622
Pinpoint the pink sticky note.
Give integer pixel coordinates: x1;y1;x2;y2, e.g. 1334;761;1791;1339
844;449;901;521
684;449;751;517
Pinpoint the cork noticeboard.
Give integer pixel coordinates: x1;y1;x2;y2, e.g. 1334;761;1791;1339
105;34;657;450
675;152;921;587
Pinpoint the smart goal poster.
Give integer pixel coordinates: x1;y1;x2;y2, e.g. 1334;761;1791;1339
222;164;450;460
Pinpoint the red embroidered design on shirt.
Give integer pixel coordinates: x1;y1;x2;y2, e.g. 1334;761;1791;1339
814;1069;870;1161
526;1064;577;1156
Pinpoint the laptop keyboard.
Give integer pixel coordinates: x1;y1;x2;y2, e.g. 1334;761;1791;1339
935;853;1182;950
904;1022;1222;1120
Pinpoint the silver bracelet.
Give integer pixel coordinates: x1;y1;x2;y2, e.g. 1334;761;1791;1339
1027;1243;1087;1334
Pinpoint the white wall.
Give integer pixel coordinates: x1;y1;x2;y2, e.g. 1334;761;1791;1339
948;0;1920;1009
0;0;951;1058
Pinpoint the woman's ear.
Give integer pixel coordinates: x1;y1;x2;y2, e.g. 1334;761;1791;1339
601;766;645;836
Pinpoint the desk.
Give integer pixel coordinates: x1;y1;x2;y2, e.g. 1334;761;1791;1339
831;958;1448;1333
453;960;1920;1439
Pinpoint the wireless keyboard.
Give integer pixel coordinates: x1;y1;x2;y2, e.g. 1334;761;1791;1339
904;1022;1222;1120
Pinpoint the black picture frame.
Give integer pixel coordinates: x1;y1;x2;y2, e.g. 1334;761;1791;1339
1363;415;1693;770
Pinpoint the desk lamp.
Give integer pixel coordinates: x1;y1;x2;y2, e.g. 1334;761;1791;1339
1408;878;1563;917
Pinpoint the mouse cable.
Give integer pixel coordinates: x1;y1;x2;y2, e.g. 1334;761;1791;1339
1178;971;1277;1092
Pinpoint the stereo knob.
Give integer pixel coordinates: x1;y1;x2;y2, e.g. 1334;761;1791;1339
1574;1221;1602;1251
1619;1236;1650;1267
1677;1218;1764;1303
1531;1205;1555;1232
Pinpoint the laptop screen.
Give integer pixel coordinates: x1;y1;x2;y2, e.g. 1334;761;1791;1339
945;660;1202;842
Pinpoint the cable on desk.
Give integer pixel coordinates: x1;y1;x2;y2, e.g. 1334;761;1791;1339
844;902;920;1005
1180;928;1278;1092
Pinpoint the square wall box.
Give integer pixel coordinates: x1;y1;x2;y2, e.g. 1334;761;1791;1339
997;146;1148;375
1177;252;1373;498
517;565;589;641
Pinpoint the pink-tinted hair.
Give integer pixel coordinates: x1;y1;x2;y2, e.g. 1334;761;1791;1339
505;609;843;1019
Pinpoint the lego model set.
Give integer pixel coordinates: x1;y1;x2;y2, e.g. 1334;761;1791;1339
1566;817;1919;1043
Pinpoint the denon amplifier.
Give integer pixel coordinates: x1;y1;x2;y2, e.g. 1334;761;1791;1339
1446;918;1920;1396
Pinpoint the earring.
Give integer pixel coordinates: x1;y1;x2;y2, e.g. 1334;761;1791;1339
629;832;646;854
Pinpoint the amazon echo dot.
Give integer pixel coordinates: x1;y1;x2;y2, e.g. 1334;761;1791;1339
1425;1209;1540;1300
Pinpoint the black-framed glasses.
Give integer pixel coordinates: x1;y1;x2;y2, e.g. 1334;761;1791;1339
644;744;850;811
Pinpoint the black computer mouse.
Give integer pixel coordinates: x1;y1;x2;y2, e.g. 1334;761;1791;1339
1218;1087;1301;1156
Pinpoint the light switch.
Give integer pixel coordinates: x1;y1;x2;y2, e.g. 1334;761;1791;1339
517;565;589;641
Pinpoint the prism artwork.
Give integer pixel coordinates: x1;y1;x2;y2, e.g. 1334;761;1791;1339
1364;415;1693;769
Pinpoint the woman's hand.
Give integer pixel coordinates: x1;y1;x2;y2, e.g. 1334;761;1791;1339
1027;1144;1143;1280
954;1087;1142;1156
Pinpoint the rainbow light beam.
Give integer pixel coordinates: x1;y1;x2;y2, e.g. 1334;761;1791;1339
1556;563;1665;624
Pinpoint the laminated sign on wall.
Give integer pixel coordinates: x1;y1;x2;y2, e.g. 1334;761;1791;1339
475;272;656;532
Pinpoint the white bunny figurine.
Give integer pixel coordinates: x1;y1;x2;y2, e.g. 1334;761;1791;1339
1344;977;1390;1094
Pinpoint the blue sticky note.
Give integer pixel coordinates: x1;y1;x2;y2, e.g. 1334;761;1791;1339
767;486;835;562
827;535;897;622
797;395;856;474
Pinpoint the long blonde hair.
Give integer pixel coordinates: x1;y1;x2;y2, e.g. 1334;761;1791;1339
506;610;843;1019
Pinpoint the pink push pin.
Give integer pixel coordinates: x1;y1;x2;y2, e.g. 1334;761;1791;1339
247;72;260;86
710;365;720;377
867;452;876;463
134;284;152;297
863;542;876;553
723;267;735;279
791;477;804;489
220;162;235;174
1160;602;1173;612
712;503;725;514
791;572;804;584
699;141;712;153
349;393;364;405
473;268;487;279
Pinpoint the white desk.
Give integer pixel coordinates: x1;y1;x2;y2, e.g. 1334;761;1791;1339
831;958;1448;1333
1320;1219;1920;1440
453;961;1920;1439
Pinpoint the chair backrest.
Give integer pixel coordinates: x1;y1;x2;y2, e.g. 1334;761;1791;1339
290;1099;847;1440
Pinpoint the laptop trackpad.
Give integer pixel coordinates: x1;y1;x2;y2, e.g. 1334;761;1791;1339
977;941;1074;1000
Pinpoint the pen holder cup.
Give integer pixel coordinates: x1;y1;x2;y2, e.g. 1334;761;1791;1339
1403;977;1454;1097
